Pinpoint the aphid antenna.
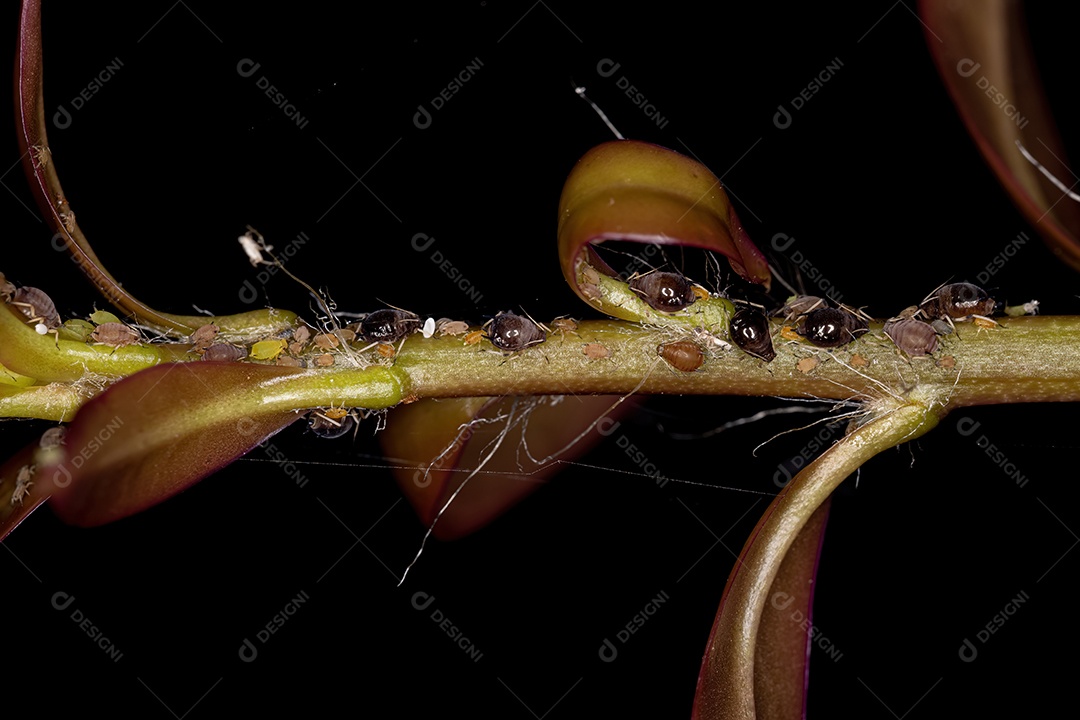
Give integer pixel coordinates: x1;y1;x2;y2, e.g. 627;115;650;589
572;82;625;140
1015;139;1080;202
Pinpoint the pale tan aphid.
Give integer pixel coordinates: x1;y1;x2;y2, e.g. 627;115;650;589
582;342;610;360
796;356;819;374
11;465;34;506
436;319;470;337
314;353;335;367
293;325;313;345
313;333;340;350
202;343;247;362
550;317;579;337
39;426;66;449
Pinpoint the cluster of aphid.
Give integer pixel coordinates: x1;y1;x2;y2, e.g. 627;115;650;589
1;274;141;348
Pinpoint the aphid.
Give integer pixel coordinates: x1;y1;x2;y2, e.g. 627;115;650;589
779;326;801;342
313;333;340;351
973;316;999;330
849;353;870;368
582;342;610;360
11;287;60;329
937;355;956;369
776;295;825;321
919;282;996;321
550;317;579;336
202;343;247;362
189;323;219;352
796;356;819;374
659;340;704;372
360;308;420;343
691;326;732;352
375;342;396;358
1004;300;1040;317
250;338;288;360
39;426;66;449
0;273;15;301
436;319;470;337
796;307;868;348
31;143;49;169
884;317;938;357
238;231;271;266
691;285;711;300
629;271;697;312
89;309;121;325
729;307;776;362
314;353;335;367
58;318;96;342
483;311;547;352
91;322;140;348
275;356;303;367
292;325;313;345
463;329;484;346
308;409;358;439
11;464;34;505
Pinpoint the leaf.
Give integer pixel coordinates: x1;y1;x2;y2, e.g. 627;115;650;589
693;400;939;719
557;139;770;321
15;0;297;338
919;0;1080;271
39;362;303;527
381;394;635;540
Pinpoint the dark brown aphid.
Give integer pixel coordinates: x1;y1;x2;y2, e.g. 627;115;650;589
659;340;704;372
11;287;60;328
91;322;139;347
884;318;938;357
729;307;776;362
201;343;247;362
629;271;696;312
360;309;421;343
919;282;996;320
796;307;868;348
483;311;547;352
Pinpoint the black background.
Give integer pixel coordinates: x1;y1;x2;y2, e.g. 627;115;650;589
2;2;1078;717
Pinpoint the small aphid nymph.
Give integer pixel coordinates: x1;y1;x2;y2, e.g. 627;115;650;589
729;307;776;362
483;311;547;352
202;343;247;362
629;271;697;312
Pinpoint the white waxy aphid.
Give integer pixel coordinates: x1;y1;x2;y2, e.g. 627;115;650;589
238;232;272;266
11;465;34;505
422;317;436;339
